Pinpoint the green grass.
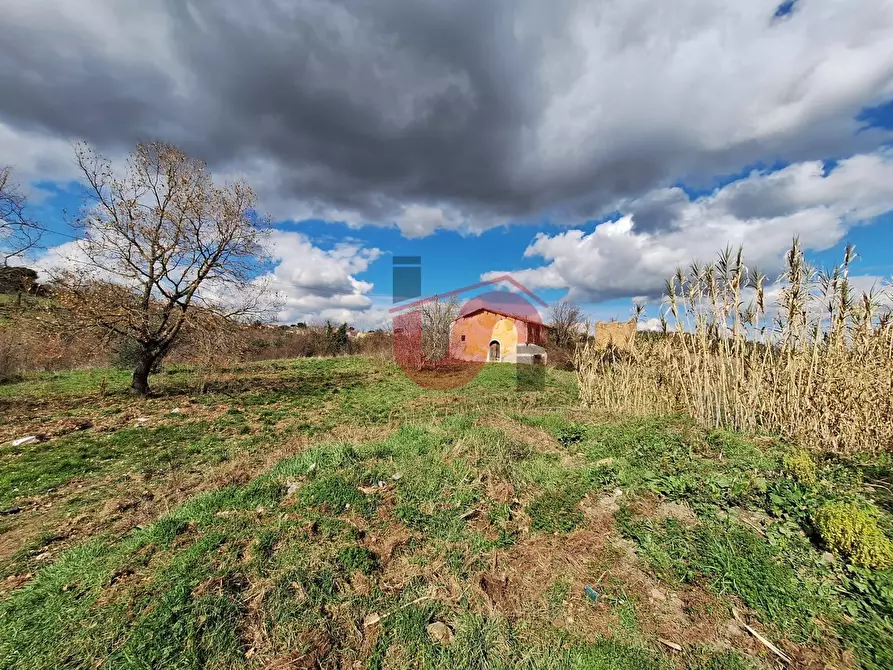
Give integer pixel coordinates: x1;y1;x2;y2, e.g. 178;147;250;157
0;422;244;508
527;486;585;533
0;357;891;669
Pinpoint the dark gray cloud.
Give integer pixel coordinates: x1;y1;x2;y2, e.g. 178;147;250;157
2;0;893;235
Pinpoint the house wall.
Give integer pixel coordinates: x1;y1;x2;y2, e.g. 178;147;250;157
492;318;519;362
451;310;529;362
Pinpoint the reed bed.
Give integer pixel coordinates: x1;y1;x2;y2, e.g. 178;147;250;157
575;241;893;454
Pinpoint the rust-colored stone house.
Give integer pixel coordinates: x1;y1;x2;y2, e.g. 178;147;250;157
451;304;547;364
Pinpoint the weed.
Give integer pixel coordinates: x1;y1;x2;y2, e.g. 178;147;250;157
616;509;694;584
837;567;893;670
619;511;830;641
300;474;375;517
556;423;586;448
813;501;893;569
527;487;585;534
783;450;818;485
338;546;379;575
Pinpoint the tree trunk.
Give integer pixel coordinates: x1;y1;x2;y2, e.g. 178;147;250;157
131;354;155;395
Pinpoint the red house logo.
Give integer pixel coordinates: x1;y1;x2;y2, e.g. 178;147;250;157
389;275;548;390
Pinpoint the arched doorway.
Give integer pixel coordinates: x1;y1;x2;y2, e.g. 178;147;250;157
488;340;500;362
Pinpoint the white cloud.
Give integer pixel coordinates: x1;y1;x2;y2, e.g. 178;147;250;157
259;230;383;325
2;0;893;235
638;318;663;332
28;228;386;327
487;150;893;303
394;204;462;239
0;123;82;193
527;0;893;199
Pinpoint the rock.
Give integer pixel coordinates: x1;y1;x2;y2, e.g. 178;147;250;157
427;621;454;645
392;472;402;481
285;480;302;496
649;587;667;603
725;618;746;637
170;407;181;414
656;501;699;525
135;417;149;424
11;436;39;447
596;488;624;512
821;551;836;564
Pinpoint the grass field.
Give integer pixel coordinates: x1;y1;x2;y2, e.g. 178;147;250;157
1;357;891;669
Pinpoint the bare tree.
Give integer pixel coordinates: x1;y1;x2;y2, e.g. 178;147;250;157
51;142;275;394
549;300;583;347
421;296;459;366
0;166;42;266
171;309;253;393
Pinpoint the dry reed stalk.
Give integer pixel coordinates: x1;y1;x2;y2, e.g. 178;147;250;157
575;241;893;455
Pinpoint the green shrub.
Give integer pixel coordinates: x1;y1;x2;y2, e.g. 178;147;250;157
783;450;817;485
813;501;893;569
556;423;586;448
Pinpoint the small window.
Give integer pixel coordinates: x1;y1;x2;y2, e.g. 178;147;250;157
461;334;466;341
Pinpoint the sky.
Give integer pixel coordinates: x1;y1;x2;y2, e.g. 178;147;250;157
2;0;893;329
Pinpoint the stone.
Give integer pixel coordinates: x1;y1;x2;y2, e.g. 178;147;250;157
11;436;39;447
656;501;699;525
427;622;454;644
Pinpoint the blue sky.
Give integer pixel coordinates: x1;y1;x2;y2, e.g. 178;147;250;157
3;0;893;329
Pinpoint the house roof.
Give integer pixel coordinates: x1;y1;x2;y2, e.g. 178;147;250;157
457;306;544;324
388;274;548;314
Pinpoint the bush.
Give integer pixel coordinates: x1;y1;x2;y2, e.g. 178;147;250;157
783;451;817;485
813;501;893;569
